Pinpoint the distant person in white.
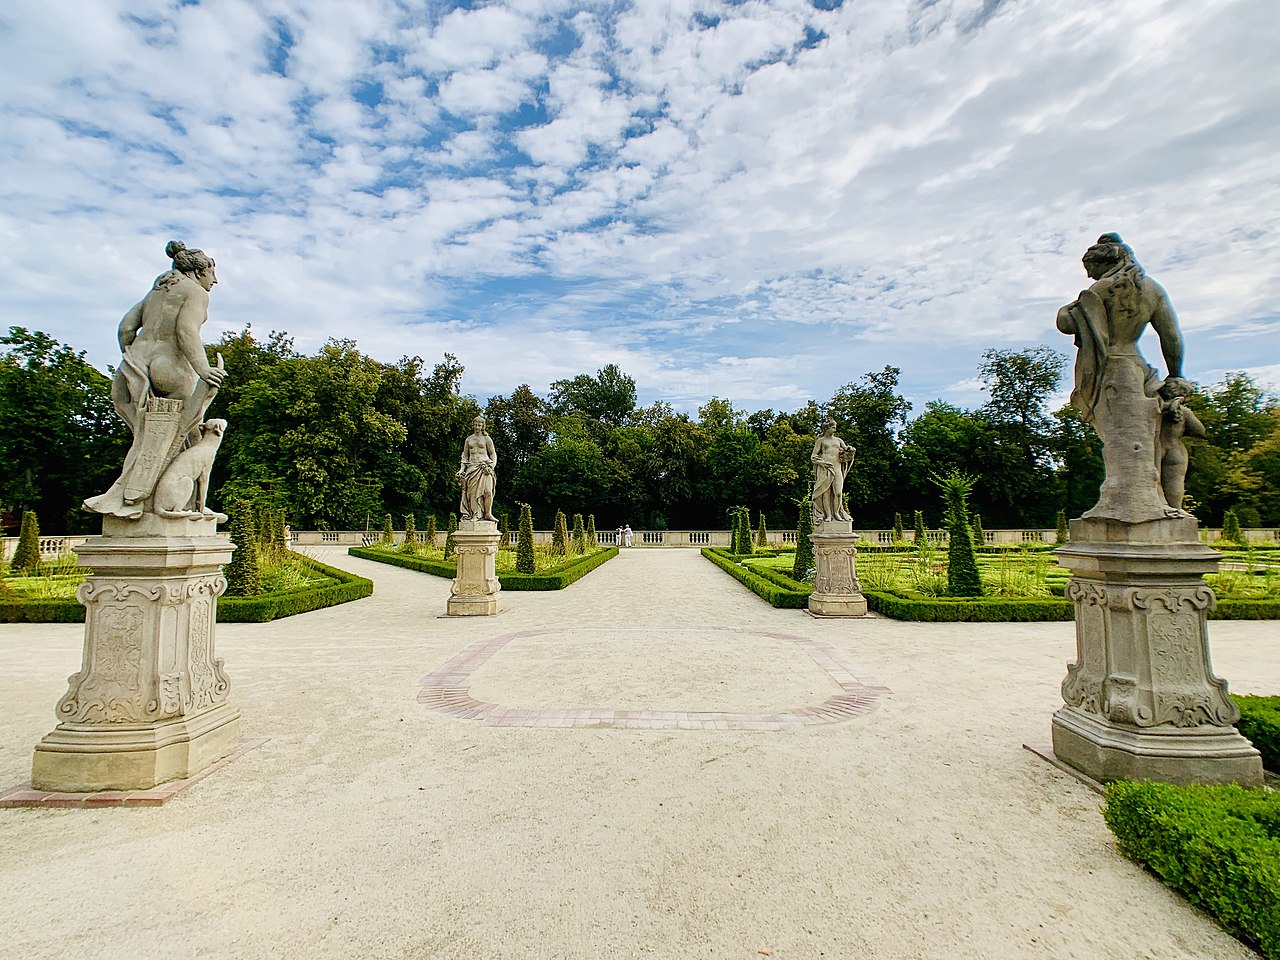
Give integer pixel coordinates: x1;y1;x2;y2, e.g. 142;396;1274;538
623;524;633;547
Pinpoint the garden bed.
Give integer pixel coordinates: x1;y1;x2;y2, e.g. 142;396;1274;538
701;547;810;608
348;544;618;590
0;552;372;624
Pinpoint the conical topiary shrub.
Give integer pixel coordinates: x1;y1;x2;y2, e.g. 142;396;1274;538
756;512;768;549
586;514;598;549
444;513;458;560
516;503;535;574
913;510;927;546
551;510;569;556
499;512;511;548
933;471;982;597
424;516;437;550
225;502;262;597
1055;509;1069;545
11;510;41;575
793;496;814;582
1222;508;1245;545
382;513;394;546
893;512;905;543
572;513;586;554
971;513;984;547
401;514;417;554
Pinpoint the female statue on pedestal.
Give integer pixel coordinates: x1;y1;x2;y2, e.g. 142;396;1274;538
457;416;498;522
811;418;854;523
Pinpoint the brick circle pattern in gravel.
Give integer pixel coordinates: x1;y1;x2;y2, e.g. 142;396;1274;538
418;626;890;731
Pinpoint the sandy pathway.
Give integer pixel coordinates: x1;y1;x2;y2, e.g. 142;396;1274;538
0;546;1274;960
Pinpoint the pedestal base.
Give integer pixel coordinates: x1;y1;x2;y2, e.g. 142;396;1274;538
1052;706;1261;787
30;523;241;792
32;704;242;792
448;521;503;617
808;521;867;618
1051;516;1262;787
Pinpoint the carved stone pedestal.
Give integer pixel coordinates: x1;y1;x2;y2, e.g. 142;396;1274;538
808;520;868;617
32;517;241;792
447;520;502;616
1051;517;1261;786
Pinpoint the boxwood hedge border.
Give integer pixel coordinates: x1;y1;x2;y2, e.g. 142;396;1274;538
0;553;372;624
701;548;810;608
1235;695;1280;772
1104;780;1280;959
348;545;618;590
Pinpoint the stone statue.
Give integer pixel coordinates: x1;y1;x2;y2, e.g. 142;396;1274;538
1056;233;1188;523
1156;377;1205;512
457;415;498;522
84;240;229;522
811;418;854;522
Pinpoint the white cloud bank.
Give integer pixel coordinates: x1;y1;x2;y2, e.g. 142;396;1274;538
0;0;1276;412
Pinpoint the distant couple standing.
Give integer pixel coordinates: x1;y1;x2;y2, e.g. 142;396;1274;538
615;524;633;547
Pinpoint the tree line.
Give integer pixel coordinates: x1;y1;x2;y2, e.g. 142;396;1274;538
1;325;1277;534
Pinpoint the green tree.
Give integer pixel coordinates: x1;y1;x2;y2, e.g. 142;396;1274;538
913;510;927;544
739;507;754;556
11;510;40;575
756;512;768;549
825;367;912;526
1055;509;1069;545
571;513;586;554
516;503;535;573
444;513;458;560
793;497;814;582
892;512;904;542
382;513;394;545
586;514;598;548
971;513;984;546
977;347;1068;526
225;503;262;597
933;472;982;597
549;364;637;428
0;328;131;532
424;515;437;549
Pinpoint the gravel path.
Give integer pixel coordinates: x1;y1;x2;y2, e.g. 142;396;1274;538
0;546;1274;960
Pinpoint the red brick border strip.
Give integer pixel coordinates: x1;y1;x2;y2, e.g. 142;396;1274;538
418;628;889;731
0;737;270;808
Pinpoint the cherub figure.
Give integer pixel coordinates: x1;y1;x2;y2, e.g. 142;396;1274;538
1156;377;1204;513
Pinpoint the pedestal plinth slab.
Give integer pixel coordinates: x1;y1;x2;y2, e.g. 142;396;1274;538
1051;516;1261;787
31;519;242;792
448;520;503;616
808;520;867;617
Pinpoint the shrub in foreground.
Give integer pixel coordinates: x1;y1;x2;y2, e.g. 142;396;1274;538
1104;779;1280;959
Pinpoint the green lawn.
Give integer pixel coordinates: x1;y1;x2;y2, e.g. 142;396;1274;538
363;540;608;574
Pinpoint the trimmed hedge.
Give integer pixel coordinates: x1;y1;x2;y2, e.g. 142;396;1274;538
863;590;1072;622
349;545;618;590
703;548;811;608
1104;780;1280;959
1212;599;1280;620
0;554;371;624
1235;695;1280;772
218;555;372;622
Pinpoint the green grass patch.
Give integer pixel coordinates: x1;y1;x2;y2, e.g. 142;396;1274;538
349;544;618;590
1104;780;1280;959
0;551;371;624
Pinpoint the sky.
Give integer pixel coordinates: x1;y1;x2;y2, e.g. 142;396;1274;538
0;0;1277;418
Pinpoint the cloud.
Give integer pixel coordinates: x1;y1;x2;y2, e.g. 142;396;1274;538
0;0;1275;416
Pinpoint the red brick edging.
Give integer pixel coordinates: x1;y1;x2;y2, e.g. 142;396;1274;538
419;628;889;731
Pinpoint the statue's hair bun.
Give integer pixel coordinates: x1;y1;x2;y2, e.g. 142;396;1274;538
165;240;186;259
